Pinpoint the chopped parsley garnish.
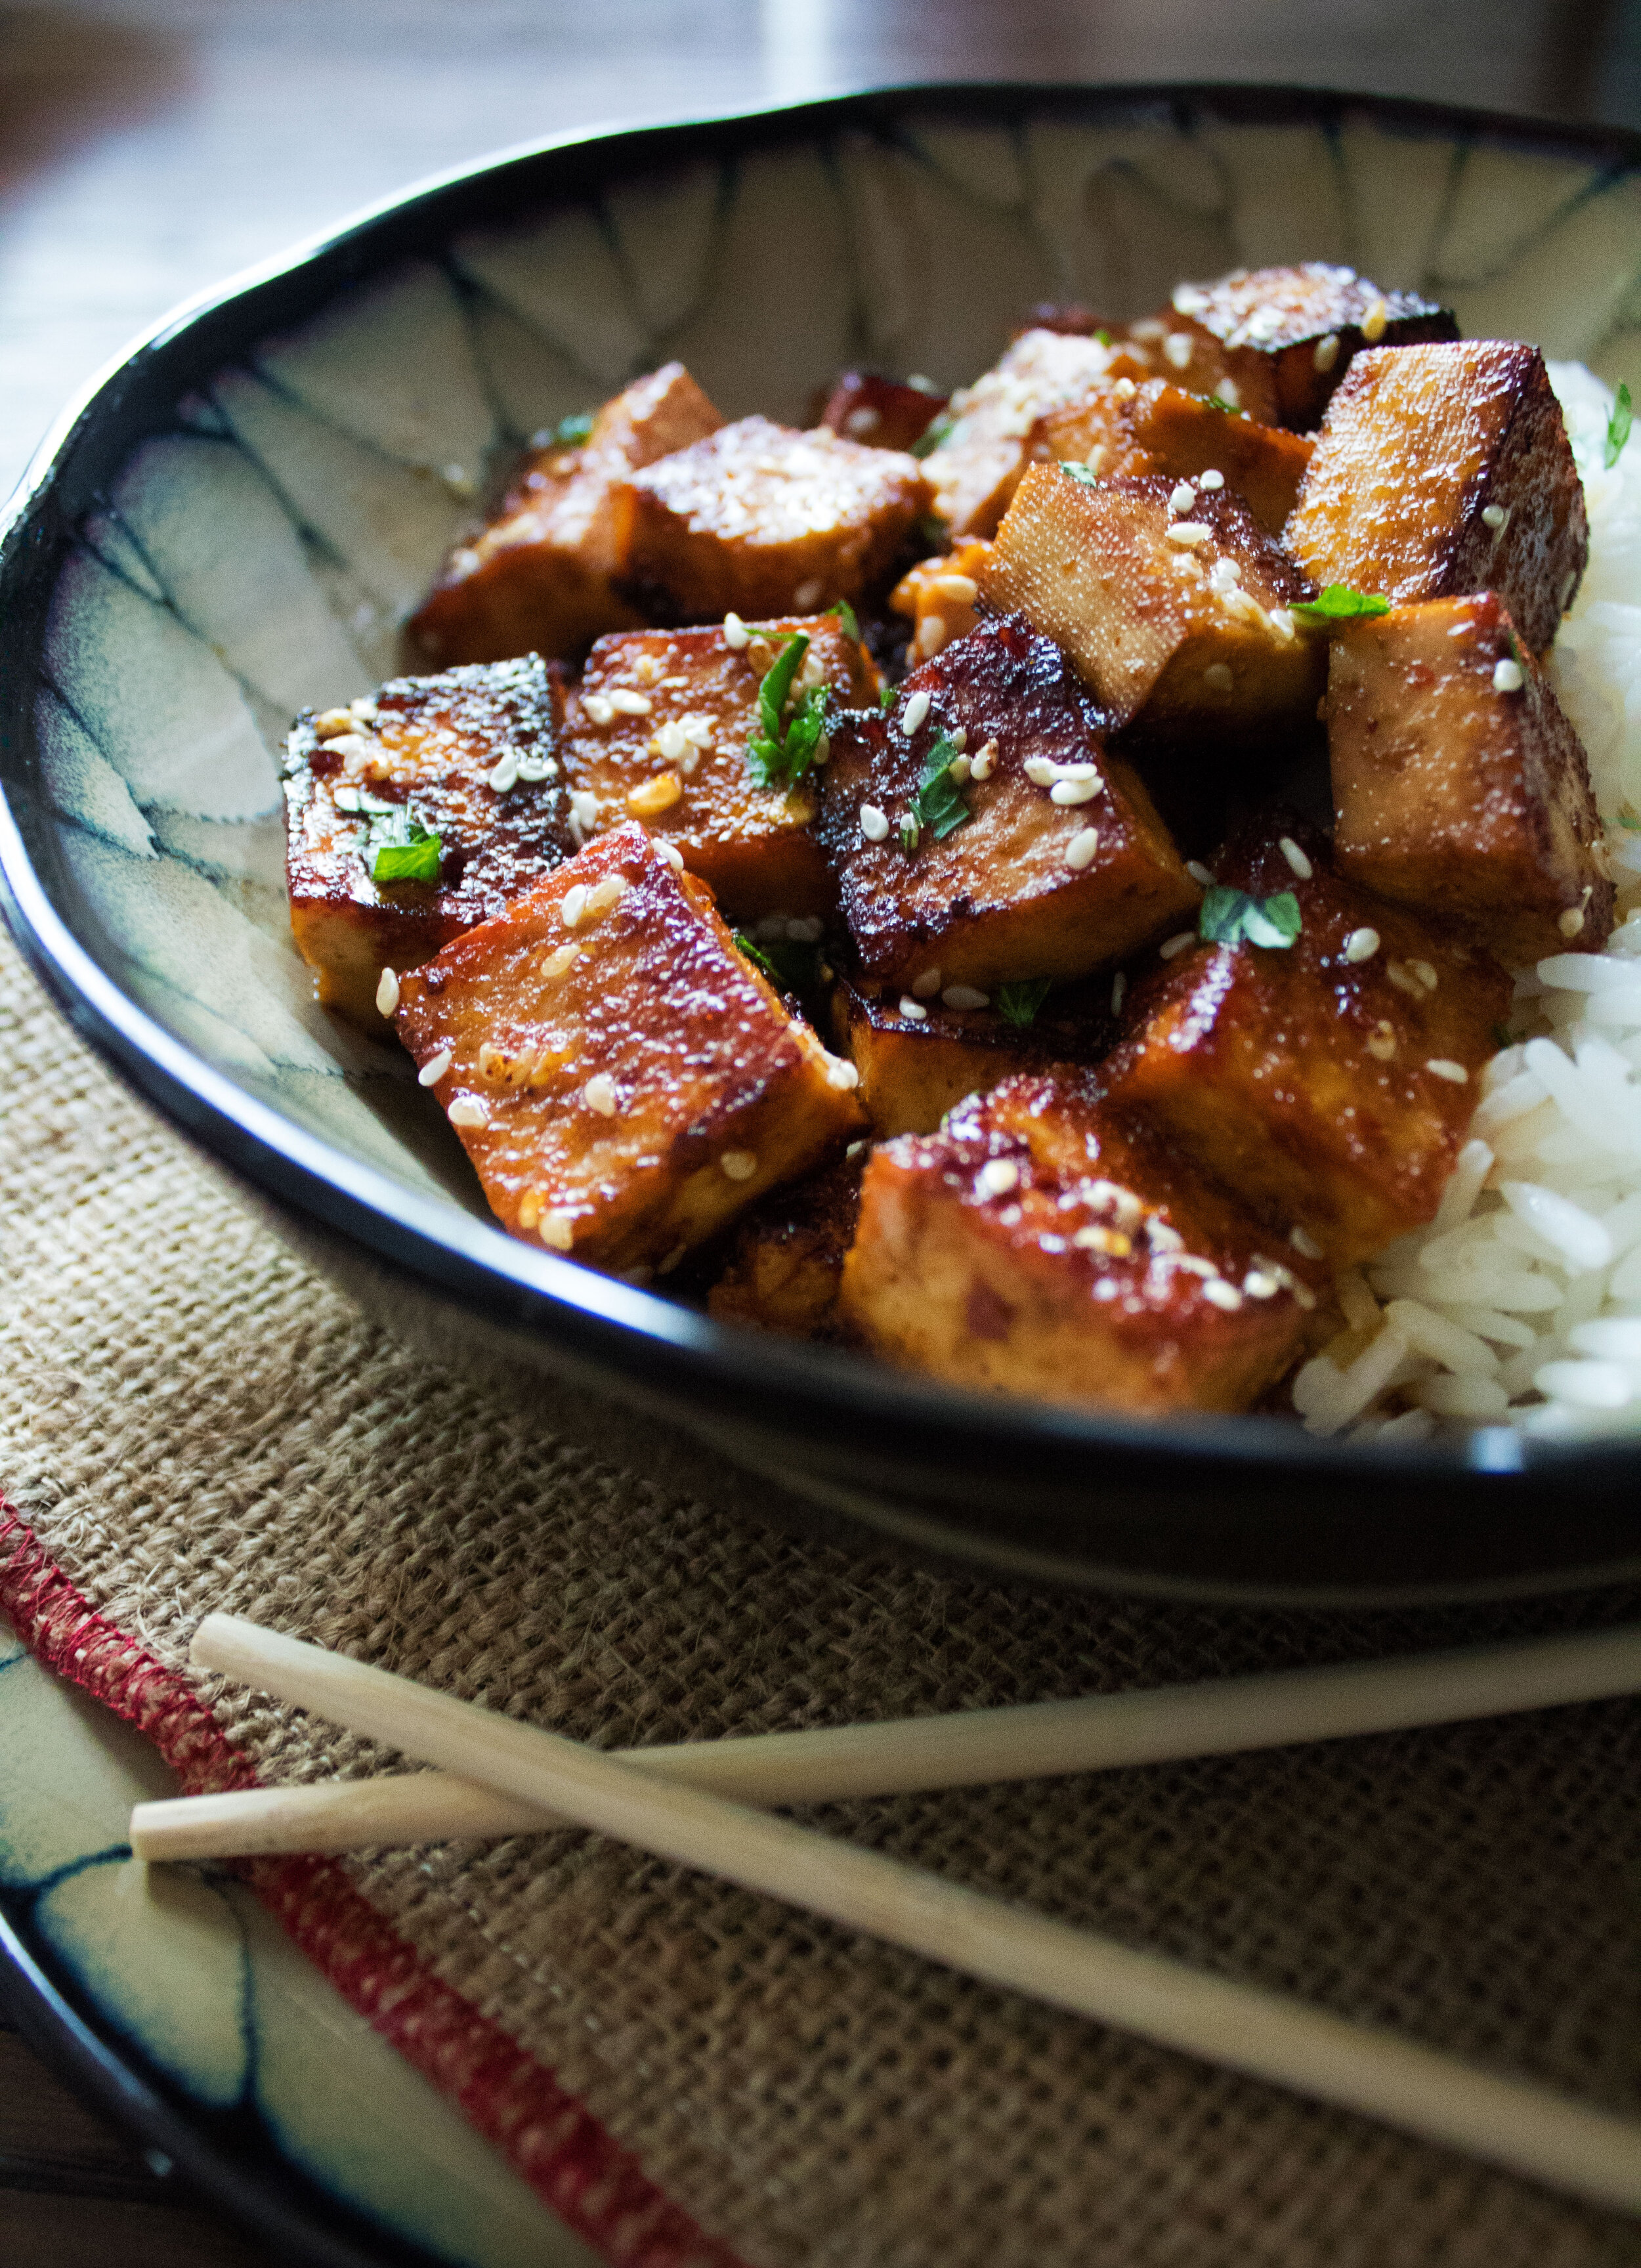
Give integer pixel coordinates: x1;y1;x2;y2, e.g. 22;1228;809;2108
830;597;861;641
880;683;899;712
1095;327;1113;347
906;732;972;843
549;408;595;448
745;633;829;788
996;978;1052;1027
1059;460;1102;487
1491;1021;1515;1050
1206;393;1247;417
367;806;442;885
1618;810;1641;832
1289;584;1391;626
1606;381;1632;470
911;410;956;458
734;930;822;993
899;813;920;852
1199;885;1302;949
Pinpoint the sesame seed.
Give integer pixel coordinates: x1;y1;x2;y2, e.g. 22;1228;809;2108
1050;776;1101;805
1361;298;1389;343
581;693;615;726
723;611;750;649
1066;826;1100;871
608;689;652;716
977;1159;1019;1197
970;740;998;781
543;942;580;978
912;968;942;998
1163;333;1195;368
860;804;890;844
794;578;825;610
656;841;685;871
1290;1225;1325;1260
583;1073;618;1115
1344;926;1380;963
1482;503;1510;531
826;1058;860;1090
943;985;990;1010
1279;836;1313;880
568;789;600;845
1366;1021;1398;1061
488;749;521;792
627;771;683;817
915;615;948;659
1202;662;1234;693
1197;468;1225;490
948;725;968;752
1208;557;1243;593
1159;931;1195;959
1313;332;1340;372
417;1047;452;1087
931;576;978;606
586;874;628;916
350;696;377;722
516;752;555;781
1168;481;1197;515
632;654;661;685
540;1209;576;1251
1216;377;1241;408
1559;904;1587;938
1147;1220;1183;1252
720;1149;758;1180
653;720;689;761
899;996;929;1021
1165;522;1212;548
902;689;931;733
1185;861;1215;888
312;706;355;737
375;966;400;1016
448;1095;487;1129
1493;657;1525;694
1243;1270;1281;1298
1111;972;1127;1014
1023;756;1057;786
1172;1254;1219;1279
1074;1224;1132;1258
1269;608;1297;642
1410;959;1439;991
1203;1279;1244;1312
845;405;880;436
561;884;589;930
1426;1058;1469;1084
517;1189;544;1229
947;753;972;784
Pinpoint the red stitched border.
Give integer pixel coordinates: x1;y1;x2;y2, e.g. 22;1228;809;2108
0;1501;746;2268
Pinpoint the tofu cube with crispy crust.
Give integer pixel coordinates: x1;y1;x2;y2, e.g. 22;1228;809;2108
410;363;725;666
393;824;866;1275
817;371;948;453
618;417;930;622
1100;821;1512;1264
830;973;1117;1138
840;1075;1328;1415
981;466;1325;747
707;1155;864;1340
1167;265;1457;430
1285;341;1588;655
562;614;877;920
889;539;994;665
817;613;1200;992
284;656;573;1029
1041;380;1313;538
1328;593;1613;965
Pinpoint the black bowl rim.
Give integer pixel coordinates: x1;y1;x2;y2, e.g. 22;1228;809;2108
5;74;1641;1539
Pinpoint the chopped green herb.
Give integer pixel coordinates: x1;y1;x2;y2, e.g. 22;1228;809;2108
880;683;899;712
1289;584;1392;626
899;813;921;853
911;410;956;459
367;807;442;886
1206;393;1247;418
915;513;949;548
1606;382;1632;470
1619;810;1641;832
996;978;1052;1027
830;597;861;641
1491;1021;1515;1051
907;732;972;842
1095;327;1113;347
745;632;829;789
549;409;595;448
734;930;822;993
1059;460;1103;487
1199;885;1302;950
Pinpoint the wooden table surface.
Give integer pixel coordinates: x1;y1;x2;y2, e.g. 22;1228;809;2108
1;3;1636;2261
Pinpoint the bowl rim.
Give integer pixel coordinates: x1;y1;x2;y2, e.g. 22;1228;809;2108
5;74;1641;1507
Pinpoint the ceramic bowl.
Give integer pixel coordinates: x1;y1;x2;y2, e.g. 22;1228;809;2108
6;81;1641;1605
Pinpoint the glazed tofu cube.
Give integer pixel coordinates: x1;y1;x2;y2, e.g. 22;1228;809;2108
284;656;573;1029
707;1155;864;1340
1167;264;1457;430
562;613;876;921
888;538;993;665
1042;381;1313;538
817;370;948;453
817;612;1200;992
1101;822;1512;1264
410;364;723;667
1327;593;1613;965
840;1075;1327;1415
920;328;1153;538
981;466;1325;746
830;972;1117;1137
618;417;930;622
1285;341;1588;655
392;823;866;1275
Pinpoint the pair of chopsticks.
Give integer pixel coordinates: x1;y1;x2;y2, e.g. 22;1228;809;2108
137;1615;1641;2217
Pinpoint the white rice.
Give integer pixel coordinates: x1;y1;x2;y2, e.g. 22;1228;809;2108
1293;359;1641;1442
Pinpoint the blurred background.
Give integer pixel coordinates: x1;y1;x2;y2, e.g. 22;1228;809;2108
1;0;1638;497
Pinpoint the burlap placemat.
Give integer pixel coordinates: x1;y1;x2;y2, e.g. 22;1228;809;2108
3;920;1640;2268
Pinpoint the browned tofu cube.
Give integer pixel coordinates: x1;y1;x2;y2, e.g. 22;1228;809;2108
920;328;1154;538
817;612;1200;992
561;614;876;921
1042;380;1313;538
392;823;866;1275
706;1155;864;1340
830;972;1117;1138
982;465;1325;746
817;370;948;453
284;656;573;1030
1285;341;1588;656
839;1075;1328;1415
1167;265;1457;430
1101;821;1512;1264
410;364;724;667
618;417;929;622
887;538;993;665
1327;593;1613;965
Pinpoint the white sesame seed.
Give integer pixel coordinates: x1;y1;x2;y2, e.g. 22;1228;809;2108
1185;861;1215;888
826;1058;860;1090
568;790;600;845
681;714;715;748
720;1149;758;1180
1066;826;1100;871
653;719;690;761
1426;1058;1469;1084
581;693;615;726
1203;1279;1244;1312
1290;1225;1325;1260
943;985;990;1010
912;967;942;998
1493;657;1525;693
543;943;580;977
417;1047;452;1087
586;874;628;916
860;803;890;843
488;749;520;792
1216;377;1240;408
898;996;928;1021
583;1073;618;1115
915;615;948;659
540;1209;576;1251
1146;1219;1182;1252
608;689;652;716
1278;835;1313;880
1410;959;1439;991
947;753;972;783
1559;905;1587;938
1163;332;1195;368
1050;776;1102;805
561;883;589;929
1269;608;1297;641
1168;481;1197;515
516;752;556;782
1023;756;1057;787
1166;521;1212;548
1344;926;1380;963
312;707;355;738
1313;332;1340;372
1111;972;1127;1014
633;654;661;685
977;1159;1019;1197
1197;467;1225;490
656;841;685;870
948;725;968;752
1243;1270;1281;1298
375;966;400;1016
1367;1023;1398;1062
448;1095;488;1129
1208;557;1243;593
931;578;978;608
329;733;372;764
1202;662;1234;693
350;696;378;722
1159;931;1195;959
1113;375;1137;400
970;740;998;781
1172;1254;1220;1279
1361;299;1389;343
902;689;931;734
845;405;881;437
723;611;750;649
1482;503;1510;530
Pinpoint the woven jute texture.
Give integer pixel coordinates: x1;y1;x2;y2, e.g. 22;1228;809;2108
4;922;1641;2268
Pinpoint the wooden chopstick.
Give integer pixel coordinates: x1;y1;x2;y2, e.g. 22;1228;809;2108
165;1612;1641;2217
130;1621;1641;1860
